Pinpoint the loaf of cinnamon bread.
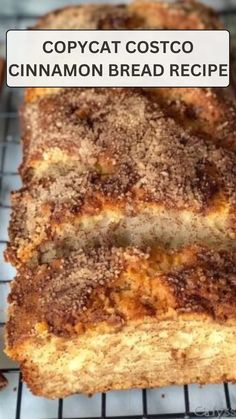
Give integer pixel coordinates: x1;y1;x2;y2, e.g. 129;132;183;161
5;0;236;399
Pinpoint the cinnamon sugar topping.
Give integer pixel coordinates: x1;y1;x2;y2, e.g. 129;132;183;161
22;88;236;210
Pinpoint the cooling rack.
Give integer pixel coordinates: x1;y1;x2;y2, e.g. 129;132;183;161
1;8;236;419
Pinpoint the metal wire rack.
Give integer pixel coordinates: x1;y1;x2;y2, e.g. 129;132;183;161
1;7;236;419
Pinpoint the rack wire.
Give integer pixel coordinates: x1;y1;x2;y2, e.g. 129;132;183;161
1;8;236;419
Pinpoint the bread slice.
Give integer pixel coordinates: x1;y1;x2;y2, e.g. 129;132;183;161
20;86;236;183
7;88;236;266
25;87;236;154
6;174;236;266
24;0;236;151
6;165;236;266
6;245;236;398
